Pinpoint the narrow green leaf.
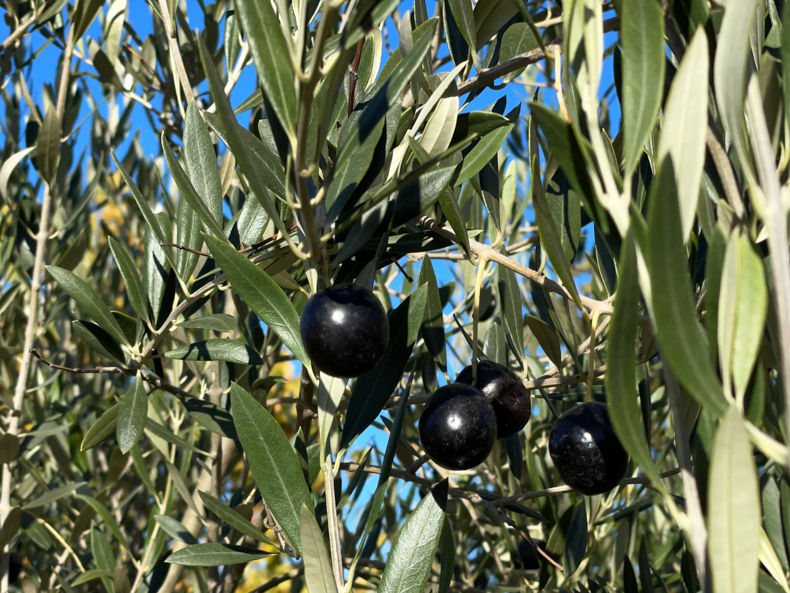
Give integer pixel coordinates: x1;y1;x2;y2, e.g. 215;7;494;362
235;0;297;136
145;420;206;456
23;483;81;510
77;494;131;553
524;315;561;368
203;235;308;367
231;383;311;555
341;286;428;449
532;150;582;310
318;372;345;449
108;238;148;322
81;404;120;451
198;40;292;241
112;151;167;246
454;124;514;186
656;29;709;242
37;106;61;184
621;0;665;175
418;256;447;369
165;338;262;365
71;569;115;586
72;320;126;364
438;518;455;593
162;135;227;240
563;499;587;577
718;229;768;399
116;374;148;454
0;507;20;548
497;263;524;361
483;323;507;366
360;26;435;138
183;399;237;441
184;103;223;225
762;479;789;572
713;0;759;185
180;314;236;332
90;528;115;593
708;406;760;593
378;481;448;593
447;0;476;54
48;266;128;346
198;490;278;547
647;164;728;417
165;543;272;566
606;232;664;487
300;505;338;593
206;113;286;199
154;515;198;545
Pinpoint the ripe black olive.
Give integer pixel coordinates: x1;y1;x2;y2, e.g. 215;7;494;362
456;360;531;438
548;402;629;495
299;284;389;378
516;539;546;570
419;383;497;470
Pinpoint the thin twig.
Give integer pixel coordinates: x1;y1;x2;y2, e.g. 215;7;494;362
391;258;414;283
249;566;304;593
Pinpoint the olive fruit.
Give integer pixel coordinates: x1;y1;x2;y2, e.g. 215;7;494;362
516;539;546;570
456;360;531;439
299;284;389;378
548;402;628;495
419;383;497;470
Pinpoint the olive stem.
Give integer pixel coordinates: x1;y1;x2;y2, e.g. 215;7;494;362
472;259;487;384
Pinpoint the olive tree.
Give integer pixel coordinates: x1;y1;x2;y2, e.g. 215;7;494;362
0;0;788;592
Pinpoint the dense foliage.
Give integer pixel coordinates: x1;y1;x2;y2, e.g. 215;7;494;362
1;0;789;592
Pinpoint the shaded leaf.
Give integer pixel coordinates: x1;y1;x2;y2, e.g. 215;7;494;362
198;490;278;547
37;106;61;184
524;315;561;368
108;238;148;322
647;164;727;417
154;515;198;545
418;256;447;369
563;499;587;577
184;399;237;441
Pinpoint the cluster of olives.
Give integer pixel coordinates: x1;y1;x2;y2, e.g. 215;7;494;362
418;361;531;471
299;284;629;496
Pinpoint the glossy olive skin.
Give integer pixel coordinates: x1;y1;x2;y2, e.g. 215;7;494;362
419;384;497;470
548;402;629;495
299;284;389;378
456;361;531;439
517;539;546;570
